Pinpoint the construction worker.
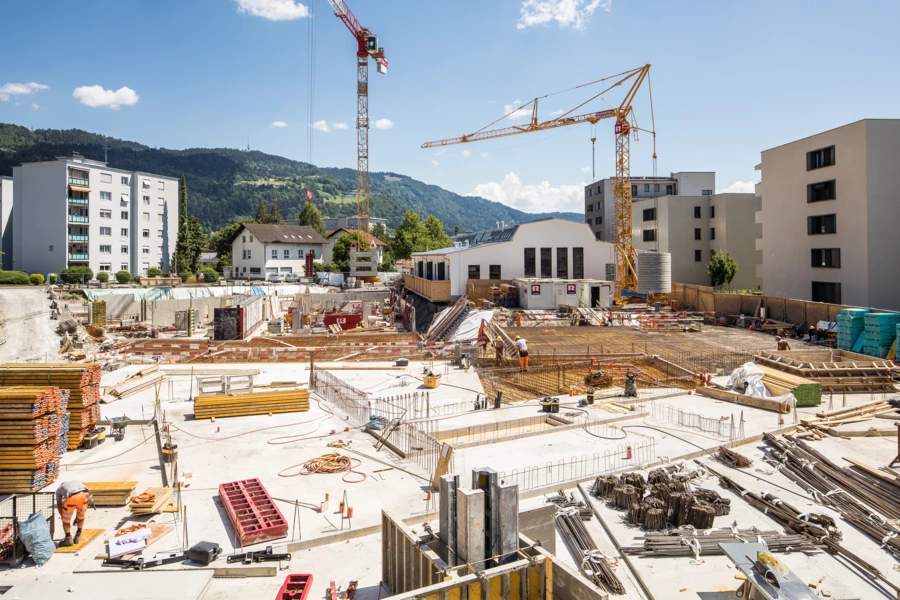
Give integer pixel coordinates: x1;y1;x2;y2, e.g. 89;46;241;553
515;335;529;372
776;336;791;351
494;337;505;365
55;480;89;547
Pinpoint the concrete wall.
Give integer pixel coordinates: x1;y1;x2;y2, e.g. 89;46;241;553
673;171;715;196
132;172;179;274
864;120;900;311
518;505;556;555
150;297;224;327
712;193;762;290
0;176;12;270
12;161;67;275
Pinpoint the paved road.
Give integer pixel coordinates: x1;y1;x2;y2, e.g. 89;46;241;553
0;287;61;363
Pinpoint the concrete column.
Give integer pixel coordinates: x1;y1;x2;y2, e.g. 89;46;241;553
497;481;519;564
472;467;500;565
439;474;459;566
456;487;485;565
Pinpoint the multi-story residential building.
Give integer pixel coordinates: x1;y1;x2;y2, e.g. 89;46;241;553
0;176;12;270
229;223;326;280
584;172;715;242
321;216;388;232
632;193;762;290
10;154;178;276
756;119;900;309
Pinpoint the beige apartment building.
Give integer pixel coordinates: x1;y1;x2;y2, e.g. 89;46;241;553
632;193;762;290
756;119;900;310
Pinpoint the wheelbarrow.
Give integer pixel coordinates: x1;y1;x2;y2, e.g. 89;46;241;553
109;416;130;441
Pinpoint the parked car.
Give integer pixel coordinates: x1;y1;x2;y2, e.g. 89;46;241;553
285;273;300;283
267;274;282;283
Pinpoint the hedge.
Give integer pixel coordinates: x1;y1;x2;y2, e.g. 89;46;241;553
96;272;110;283
29;274;44;286
59;266;93;284
0;271;31;285
115;270;132;284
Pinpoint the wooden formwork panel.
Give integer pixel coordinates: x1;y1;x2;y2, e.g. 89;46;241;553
219;478;288;547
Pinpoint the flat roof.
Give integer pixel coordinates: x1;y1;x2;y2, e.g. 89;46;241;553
760;118;900;154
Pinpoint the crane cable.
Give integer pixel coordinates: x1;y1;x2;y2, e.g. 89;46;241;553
306;0;318;163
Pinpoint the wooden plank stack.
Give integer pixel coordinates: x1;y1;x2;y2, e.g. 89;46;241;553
193;389;310;420
799;400;898;436
0;386;69;493
84;481;138;507
129;487;174;514
0;364;102;449
755;365;822;406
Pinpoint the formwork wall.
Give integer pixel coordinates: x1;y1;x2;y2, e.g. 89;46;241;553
150;297;224;327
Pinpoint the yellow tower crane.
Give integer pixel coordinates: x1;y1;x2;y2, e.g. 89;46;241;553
422;64;656;298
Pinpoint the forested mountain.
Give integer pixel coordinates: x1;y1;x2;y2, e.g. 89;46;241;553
0;124;582;232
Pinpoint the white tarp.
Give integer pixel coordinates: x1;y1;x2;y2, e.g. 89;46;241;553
447;310;494;342
727;362;798;410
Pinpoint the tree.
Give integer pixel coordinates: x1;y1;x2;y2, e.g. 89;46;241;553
454;225;459;235
707;250;738;288
371;222;388;243
210;217;255;258
96;272;109;283
331;231;369;272
299;201;325;235
185;217;206;273
391;210;453;260
175;175;193;274
255;199;269;223
423;215;451;248
268;201;283;224
115;270;132;284
200;267;219;283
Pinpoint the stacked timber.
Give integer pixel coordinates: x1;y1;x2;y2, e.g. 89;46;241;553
0;364;102;449
753;350;897;393
106;366;165;401
85;481;138;506
755;365;822;406
0;387;69;493
799;400;898;436
129;487;174;514
193;389;310;420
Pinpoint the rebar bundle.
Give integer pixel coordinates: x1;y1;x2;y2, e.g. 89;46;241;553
613;485;639;510
555;509;626;595
546;489;592;520
693;488;731;516
716;446;752;469
590;475;619;498
623;527;822;556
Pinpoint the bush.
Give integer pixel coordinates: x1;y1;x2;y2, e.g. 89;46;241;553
59;266;93;284
29;273;44;286
146;267;162;277
178;273;190;283
199;267;219;284
0;271;32;285
96;272;110;283
115;270;132;284
48;274;57;284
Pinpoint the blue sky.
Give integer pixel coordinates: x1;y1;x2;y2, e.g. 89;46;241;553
2;0;898;215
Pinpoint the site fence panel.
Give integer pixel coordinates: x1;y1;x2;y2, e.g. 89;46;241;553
647;402;743;440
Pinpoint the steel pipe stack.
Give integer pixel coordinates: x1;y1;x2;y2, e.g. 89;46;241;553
0;364;101;450
0;386;69;492
555;508;626;595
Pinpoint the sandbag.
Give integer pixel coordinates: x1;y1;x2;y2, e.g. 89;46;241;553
18;512;55;566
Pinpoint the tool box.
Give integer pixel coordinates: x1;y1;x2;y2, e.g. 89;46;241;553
187;541;221;566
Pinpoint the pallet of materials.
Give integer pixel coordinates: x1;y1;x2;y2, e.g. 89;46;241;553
0;386;67;419
0;386;69;493
755;365;822;406
129;487;174;514
193;389;310;420
85;481;138;507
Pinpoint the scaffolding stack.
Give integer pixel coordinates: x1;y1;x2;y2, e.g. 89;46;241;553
0;387;69;493
836;308;868;351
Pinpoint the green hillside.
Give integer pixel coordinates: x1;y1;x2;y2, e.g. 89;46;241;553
0;124;583;232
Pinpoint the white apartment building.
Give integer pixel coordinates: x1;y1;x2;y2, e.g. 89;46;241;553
11;155;178;276
756;119;900;309
632;193;762;290
584;172;715;242
0;176;12;270
229;223;326;280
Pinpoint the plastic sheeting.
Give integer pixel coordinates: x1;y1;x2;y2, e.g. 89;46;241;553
84;284;337;302
19;512;55;566
447;310;494;342
727;362;798;411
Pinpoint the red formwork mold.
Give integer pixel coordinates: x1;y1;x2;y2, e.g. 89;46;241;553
276;574;313;600
219;478;288;547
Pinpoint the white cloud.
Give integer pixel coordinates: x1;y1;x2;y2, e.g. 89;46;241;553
517;0;611;30
481;151;490;158
311;120;330;132
717;181;756;194
0;82;48;102
580;166;592;174
235;0;308;21
374;118;394;130
332;122;348;130
270;121;288;128
468;172;586;213
462;150;472;158
32;103;39;111
432;160;440;167
503;99;531;121
72;85;139;110
551;109;565;116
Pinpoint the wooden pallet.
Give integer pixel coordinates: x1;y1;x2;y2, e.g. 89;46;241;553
85;481;138;507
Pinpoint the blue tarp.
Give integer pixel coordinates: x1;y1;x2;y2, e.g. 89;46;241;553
82;287;214;302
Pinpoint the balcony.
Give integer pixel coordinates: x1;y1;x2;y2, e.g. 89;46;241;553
68;177;89;186
68;197;89;205
68;234;89;242
68;215;89;223
68;254;89;261
402;274;451;303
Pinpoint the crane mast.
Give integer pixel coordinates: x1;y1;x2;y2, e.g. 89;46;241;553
421;65;655;298
326;0;387;278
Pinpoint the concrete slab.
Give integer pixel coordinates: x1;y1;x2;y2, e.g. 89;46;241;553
7;570;213;600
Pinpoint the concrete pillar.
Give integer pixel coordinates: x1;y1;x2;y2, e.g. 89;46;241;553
456;487;485;565
497;481;519;564
472;467;500;566
439;474;459;566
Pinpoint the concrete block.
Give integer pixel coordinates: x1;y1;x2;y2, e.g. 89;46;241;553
497;481;519;564
456;487;485;565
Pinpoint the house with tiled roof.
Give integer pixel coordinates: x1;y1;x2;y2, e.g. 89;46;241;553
227;223;327;279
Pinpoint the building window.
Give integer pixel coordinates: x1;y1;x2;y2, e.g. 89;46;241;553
643;229;656;242
807;146;835;170
158;198;165;206
121;246;128;254
250;267;261;274
654;184;660;192
596;216;602;225
142;247;150;255
811;248;841;268
283;249;290;259
100;191;112;201
99;263;111;271
808;180;836;203
468;265;481;280
694;206;701;218
158;230;163;238
606;263;616;280
666;184;674;195
121;176;129;185
142;180;150;189
588;189;593;198
100;173;112;184
710;227;716;240
271;249;277;259
122;263;130;271
157;214;163;223
121;228;128;237
100;245;111;253
702;189;713;196
812;281;841;304
695;249;702;262
642;208;656;221
556;247;568;279
437;262;445;280
158;181;165;190
120;211;129;220
808;214;837;235
143;229;150;238
142;212;150;222
100;210;111;219
694;228;701;240
489;265;501;280
540;248;552;278
585;218;592;225
158;246;163;255
643;184;650;192
587;203;594;212
100;227;111;236
143;196;150;205
573;247;584;279
710;206;715;218
595;231;602;241
631;185;637;196
524;248;536;278
249;235;254;242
